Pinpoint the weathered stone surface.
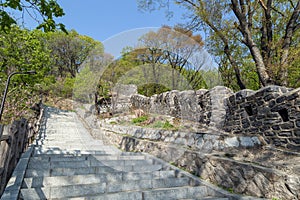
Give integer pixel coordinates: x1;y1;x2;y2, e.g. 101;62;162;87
224;137;239;147
98;122;262;153
130;85;300;150
79;84;300;199
96;125;299;200
224;85;300;150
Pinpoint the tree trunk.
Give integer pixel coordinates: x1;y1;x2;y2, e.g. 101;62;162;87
279;1;300;86
224;45;246;89
248;43;272;86
231;0;273;86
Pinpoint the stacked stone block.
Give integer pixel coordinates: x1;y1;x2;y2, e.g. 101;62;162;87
224;85;300;150
201;86;233;129
130;85;300;150
131;90;203;121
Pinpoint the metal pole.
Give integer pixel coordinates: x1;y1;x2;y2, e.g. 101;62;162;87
0;71;36;122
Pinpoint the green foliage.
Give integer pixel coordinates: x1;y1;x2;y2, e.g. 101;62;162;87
227;188;234;194
73;66;100;102
0;26;104;123
97;80;112;99
150;120;165;129
0;0;65;31
100;26;208;95
47;30;102;78
144;119;176;130
287;45;300;88
138;83;171;97
132;115;149;124
0;84;39;124
162;120;174;129
137;0;300;88
0;26;51;86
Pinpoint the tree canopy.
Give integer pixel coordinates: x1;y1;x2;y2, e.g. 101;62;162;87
137;0;300;90
0;0;65;31
0;27;103;123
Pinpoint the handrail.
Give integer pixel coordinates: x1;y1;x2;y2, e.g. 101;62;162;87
0;101;43;197
0;70;36;122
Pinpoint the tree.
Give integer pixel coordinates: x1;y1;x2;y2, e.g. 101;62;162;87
138;26;206;89
0;26;52;123
0;0;65;31
137;0;300;88
136;26;207;90
0;26;51;85
47;30;102;78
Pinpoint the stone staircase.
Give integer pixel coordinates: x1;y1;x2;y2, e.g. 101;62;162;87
19;149;228;199
1;107;234;199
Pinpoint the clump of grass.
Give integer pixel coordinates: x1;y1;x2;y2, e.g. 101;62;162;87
163;120;174;129
110;121;117;125
149;120;176;130
227;188;234;193
150;121;165;128
132;115;149;124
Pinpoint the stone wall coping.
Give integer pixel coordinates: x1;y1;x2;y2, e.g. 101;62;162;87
229;85;292;100
99;121;262;152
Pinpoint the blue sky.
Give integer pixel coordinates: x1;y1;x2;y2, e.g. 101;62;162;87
56;0;185;41
16;0;216;68
54;0;187;57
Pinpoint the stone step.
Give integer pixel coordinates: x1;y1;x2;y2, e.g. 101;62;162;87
35;145;119;154
25;164;164;177
22;170;179;188
67;191;143;200
33;148;119;155
35;138;104;143
22;177;191;192
178;198;229;200
30;154;147;162
27;158;155;170
66;196;229;200
38;143;105;148
201;198;229;200
36;143;104;148
21;185;211;199
142;186;218;199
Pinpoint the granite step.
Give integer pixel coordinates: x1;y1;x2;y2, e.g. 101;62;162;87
25;164;164;177
30;154;147;162
22;177;191;192
142;186;219;199
33;149;119;155
22;170;179;188
20;185;212;200
27;158;155;170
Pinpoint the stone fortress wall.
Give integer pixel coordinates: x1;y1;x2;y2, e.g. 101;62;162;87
78;84;300;199
131;85;300;151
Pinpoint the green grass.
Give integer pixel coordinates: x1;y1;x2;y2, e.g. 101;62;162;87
132;115;149;124
150;121;165;128
148;120;176;130
227;188;234;193
163;120;174;129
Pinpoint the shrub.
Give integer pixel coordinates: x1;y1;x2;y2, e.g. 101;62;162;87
138;83;170;97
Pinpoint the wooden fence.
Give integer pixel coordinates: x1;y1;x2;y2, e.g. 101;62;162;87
0;103;43;196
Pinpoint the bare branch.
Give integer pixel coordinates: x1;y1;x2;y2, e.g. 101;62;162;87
258;0;268;11
271;6;286;17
